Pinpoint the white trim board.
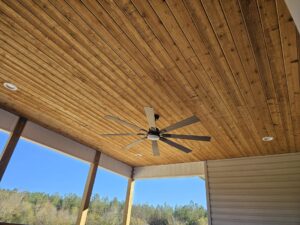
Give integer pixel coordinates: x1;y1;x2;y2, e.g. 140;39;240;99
133;161;205;179
0;108;19;132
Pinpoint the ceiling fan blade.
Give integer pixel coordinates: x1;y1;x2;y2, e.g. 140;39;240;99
104;115;145;131
152;141;160;156
100;133;146;137
160;137;192;153
144;107;156;129
162;134;211;141
124;138;146;150
160;115;200;133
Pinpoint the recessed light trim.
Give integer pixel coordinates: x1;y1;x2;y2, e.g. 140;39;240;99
3;82;18;91
262;136;274;142
134;153;143;157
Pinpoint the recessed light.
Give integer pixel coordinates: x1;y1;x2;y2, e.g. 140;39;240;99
3;82;18;91
262;136;274;142
134;153;143;157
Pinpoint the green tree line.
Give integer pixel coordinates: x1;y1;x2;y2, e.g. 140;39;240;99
0;189;207;225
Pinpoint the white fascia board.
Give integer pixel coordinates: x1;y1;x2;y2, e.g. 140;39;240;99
99;153;132;178
22;121;96;163
285;0;300;33
134;161;205;179
0;108;19;132
0;108;132;178
22;122;132;178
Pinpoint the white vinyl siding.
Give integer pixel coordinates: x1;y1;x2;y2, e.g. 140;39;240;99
206;153;300;225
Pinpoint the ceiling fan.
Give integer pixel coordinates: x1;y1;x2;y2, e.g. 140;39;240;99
100;107;211;156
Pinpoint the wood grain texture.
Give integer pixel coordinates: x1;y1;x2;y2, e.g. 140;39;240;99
0;0;299;166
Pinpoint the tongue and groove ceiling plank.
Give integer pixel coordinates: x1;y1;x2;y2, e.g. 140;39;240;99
0;0;299;166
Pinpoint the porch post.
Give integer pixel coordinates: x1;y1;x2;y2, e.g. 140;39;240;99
0;117;27;181
122;167;135;225
204;161;212;225
76;151;101;225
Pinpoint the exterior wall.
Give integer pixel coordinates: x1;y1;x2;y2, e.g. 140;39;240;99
206;153;300;225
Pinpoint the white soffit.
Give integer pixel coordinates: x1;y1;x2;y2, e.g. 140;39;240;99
134;161;205;179
285;0;300;33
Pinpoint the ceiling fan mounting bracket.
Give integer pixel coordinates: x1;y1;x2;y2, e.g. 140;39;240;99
148;128;160;135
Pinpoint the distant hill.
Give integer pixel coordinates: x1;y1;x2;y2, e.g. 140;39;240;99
0;189;207;225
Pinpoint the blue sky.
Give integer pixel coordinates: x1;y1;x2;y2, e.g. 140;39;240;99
0;131;206;207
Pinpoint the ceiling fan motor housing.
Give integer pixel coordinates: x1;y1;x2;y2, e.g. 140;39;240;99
147;134;160;141
147;128;160;141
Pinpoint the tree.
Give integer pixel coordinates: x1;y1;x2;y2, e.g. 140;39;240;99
0;189;207;225
149;217;169;225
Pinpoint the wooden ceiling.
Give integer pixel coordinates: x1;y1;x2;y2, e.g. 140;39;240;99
0;0;299;167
